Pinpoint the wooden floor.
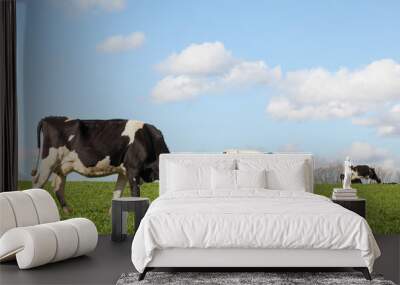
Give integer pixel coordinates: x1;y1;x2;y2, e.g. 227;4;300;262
0;235;399;285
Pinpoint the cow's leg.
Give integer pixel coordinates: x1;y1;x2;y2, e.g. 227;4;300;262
127;169;141;197
32;148;58;188
51;173;72;214
113;174;128;199
109;174;128;214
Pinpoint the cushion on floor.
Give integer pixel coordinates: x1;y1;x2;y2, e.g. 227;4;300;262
0;218;98;269
0;189;98;269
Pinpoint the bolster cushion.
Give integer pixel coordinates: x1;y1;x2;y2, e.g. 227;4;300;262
0;218;98;269
0;189;60;237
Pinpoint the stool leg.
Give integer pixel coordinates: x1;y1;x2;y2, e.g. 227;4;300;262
121;210;127;238
112;201;123;242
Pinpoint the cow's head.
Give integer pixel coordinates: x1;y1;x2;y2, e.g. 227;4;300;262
140;161;159;183
369;168;381;183
139;124;169;183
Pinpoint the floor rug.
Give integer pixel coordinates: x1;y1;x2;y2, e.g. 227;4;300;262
116;271;396;285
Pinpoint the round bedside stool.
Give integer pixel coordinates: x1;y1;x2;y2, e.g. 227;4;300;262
111;197;150;242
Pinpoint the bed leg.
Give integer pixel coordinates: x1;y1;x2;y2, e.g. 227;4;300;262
138;268;148;281
354;267;371;280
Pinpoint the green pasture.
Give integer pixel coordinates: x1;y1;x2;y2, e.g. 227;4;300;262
18;181;399;235
315;183;400;235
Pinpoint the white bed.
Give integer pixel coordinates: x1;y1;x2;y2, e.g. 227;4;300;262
131;153;380;280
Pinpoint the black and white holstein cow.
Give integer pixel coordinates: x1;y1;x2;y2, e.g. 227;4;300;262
340;165;382;184
31;117;169;213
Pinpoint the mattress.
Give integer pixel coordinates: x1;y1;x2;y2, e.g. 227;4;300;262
131;190;380;273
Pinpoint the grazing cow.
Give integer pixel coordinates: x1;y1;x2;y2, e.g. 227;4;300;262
339;165;381;184
31;117;169;213
352;165;381;184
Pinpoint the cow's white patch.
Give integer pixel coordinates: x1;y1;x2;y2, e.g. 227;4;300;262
121;120;144;144
41;146;125;177
68;135;75;141
51;174;65;192
64;118;75;122
113;174;128;199
33;147;60;187
68;154;123;177
352;171;361;179
113;190;122;199
34;146;127;187
119;163;126;173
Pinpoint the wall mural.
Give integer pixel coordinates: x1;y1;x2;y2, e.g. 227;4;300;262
31;117;169;213
16;0;399;234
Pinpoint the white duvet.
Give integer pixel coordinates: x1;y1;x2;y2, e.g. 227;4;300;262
131;190;380;273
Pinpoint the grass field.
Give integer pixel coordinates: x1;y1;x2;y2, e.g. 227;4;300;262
18;181;400;235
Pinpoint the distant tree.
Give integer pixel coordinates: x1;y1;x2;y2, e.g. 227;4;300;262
314;163;342;184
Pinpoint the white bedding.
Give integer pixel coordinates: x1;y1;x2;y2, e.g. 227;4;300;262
131;190;380;273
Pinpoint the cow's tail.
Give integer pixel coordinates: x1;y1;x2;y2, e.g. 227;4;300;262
31;119;43;177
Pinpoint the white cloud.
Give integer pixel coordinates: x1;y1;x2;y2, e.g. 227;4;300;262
264;59;400;136
151;75;211;102
353;104;400;137
223;61;281;85
266;97;362;120
151;42;400;137
345;142;390;163
152;42;280;102
286;60;399;103
266;59;400;121
157;42;235;75
73;0;126;12
97;32;145;53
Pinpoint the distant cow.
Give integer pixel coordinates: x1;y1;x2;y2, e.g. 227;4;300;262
339;165;381;184
31;117;169;213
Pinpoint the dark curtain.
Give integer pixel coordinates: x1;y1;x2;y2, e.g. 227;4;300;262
0;0;17;192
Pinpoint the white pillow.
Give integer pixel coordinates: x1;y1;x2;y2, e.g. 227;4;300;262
167;160;235;191
238;159;307;191
266;162;306;191
167;163;208;191
211;168;236;190
211;168;268;190
236;169;267;189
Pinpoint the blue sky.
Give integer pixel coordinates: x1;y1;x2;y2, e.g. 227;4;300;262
17;0;400;177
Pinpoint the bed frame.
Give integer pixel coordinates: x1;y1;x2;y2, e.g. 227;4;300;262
139;153;372;281
139;248;371;280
